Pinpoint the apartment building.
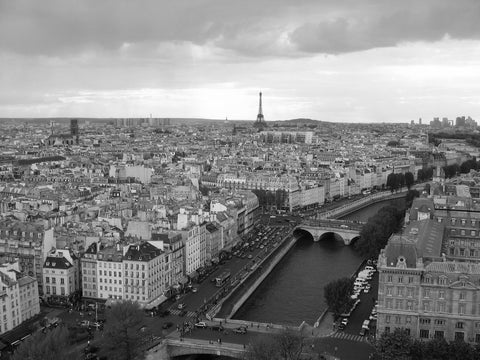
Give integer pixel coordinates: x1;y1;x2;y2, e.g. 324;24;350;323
0;220;55;294
123;242;165;306
97;245;124;300
0;262;40;335
81;242;98;299
43;249;80;299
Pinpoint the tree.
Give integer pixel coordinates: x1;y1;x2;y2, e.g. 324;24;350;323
11;326;76;360
405;172;414;189
375;328;412;360
355;205;404;258
244;330;314;360
324;277;354;317
386;173;398;192
101;300;146;360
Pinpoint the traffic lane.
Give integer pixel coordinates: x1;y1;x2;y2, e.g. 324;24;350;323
344;271;379;336
170;226;292;313
172;256;260;312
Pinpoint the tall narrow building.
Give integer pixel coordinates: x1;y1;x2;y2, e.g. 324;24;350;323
253;92;267;129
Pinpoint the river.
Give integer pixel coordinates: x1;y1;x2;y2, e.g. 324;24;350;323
232;196;406;325
184;197;406;360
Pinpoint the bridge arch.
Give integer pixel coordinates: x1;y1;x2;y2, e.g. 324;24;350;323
318;231;348;244
294;220;362;246
292;228;314;241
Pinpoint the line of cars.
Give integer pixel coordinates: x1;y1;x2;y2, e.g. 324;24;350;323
338;263;377;333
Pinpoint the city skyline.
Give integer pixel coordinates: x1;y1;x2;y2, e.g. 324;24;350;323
2;0;480;122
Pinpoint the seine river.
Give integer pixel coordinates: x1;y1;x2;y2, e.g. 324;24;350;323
233;196;406;325
185;197;406;359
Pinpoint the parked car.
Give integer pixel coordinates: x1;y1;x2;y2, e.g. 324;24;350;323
194;322;207;328
234;326;247;334
177;303;185;310
359;328;367;336
191;287;198;293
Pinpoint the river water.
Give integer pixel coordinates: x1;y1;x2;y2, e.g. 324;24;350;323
233;196;406;326
186;197;406;359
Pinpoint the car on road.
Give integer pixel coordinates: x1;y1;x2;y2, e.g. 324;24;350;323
162;321;173;329
177;303;186;310
338;318;348;330
247;254;253;259
191;287;198;293
233;326;247;334
194;322;207;328
359;328;367;336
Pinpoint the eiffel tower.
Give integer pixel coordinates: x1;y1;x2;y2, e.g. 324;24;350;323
253;92;267;129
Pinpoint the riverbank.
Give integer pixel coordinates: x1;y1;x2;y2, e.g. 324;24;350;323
214;225;296;319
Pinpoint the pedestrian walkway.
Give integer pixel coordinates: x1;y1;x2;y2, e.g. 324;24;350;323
328;331;368;343
169;309;197;318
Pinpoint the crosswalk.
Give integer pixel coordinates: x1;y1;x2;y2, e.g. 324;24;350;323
169;309;197;318
328;331;368;343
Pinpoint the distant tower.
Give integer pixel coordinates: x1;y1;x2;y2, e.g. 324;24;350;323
70;119;79;144
253;92;267;129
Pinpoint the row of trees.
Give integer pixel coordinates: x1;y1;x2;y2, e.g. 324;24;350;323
375;328;480;360
417;167;434;182
12;301;147;360
386;172;415;192
354;205;405;259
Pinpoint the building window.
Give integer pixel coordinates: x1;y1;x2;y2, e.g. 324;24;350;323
449;248;455;256
460;291;466;300
398;276;403;283
397;287;404;296
386;287;393;296
435;331;444;339
387;275;393;283
435;319;445;326
459;304;466;315
439;277;446;285
420;329;429;339
438;302;446;313
407;288;414;297
424;276;431;284
455;332;465;341
420;318;431;325
407;301;413;311
456;322;464;329
408;276;414;284
423;301;430;311
406;316;411;324
385;315;391;324
439;290;445;299
424;289;430;298
476;334;480;343
395;316;401;324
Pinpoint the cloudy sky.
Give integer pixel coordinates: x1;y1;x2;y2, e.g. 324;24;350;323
2;0;480;122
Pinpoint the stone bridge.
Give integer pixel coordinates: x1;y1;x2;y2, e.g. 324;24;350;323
145;337;246;360
295;219;364;245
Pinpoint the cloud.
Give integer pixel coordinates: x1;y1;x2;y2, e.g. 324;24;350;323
290;0;480;54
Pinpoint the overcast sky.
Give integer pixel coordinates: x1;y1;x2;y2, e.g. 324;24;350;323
2;0;480;122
